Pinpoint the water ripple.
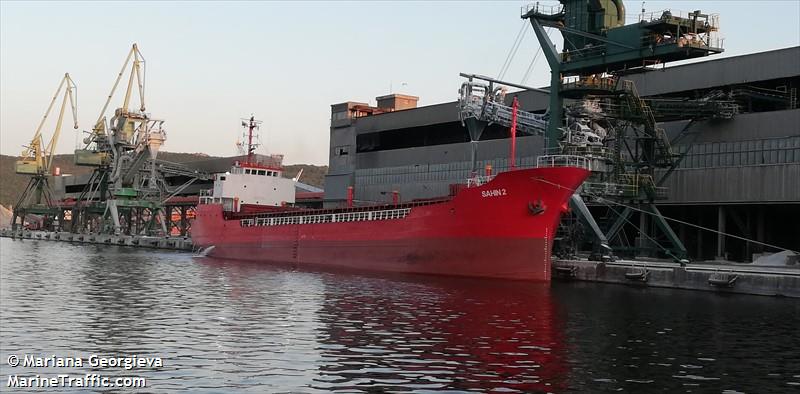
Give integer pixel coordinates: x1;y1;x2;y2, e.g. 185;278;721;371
1;238;798;392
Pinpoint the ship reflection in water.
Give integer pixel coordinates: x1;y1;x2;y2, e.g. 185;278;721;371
310;272;566;392
0;239;798;393
193;257;568;392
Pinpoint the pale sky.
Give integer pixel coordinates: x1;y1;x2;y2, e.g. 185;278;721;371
2;1;798;165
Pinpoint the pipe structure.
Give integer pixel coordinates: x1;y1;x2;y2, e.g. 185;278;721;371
347;186;354;208
510;97;519;170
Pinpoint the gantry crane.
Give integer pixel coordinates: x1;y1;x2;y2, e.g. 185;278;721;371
520;0;727;260
71;43;163;235
12;73;78;230
70;43;204;236
457;2;734;261
74;43;146;168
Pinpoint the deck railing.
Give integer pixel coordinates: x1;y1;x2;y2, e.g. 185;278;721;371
536;155;593;171
466;175;496;188
520;2;563;17
240;208;412;228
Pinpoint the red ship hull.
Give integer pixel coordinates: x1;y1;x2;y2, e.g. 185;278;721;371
192;167;590;281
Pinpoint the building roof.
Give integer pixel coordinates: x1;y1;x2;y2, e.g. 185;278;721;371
349;46;799;132
626;46;800;96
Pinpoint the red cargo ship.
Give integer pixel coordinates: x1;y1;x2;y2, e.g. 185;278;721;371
193;162;589;280
192;116;590;280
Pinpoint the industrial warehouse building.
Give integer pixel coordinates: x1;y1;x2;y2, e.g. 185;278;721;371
325;46;800;262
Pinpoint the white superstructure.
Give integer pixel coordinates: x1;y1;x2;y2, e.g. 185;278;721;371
212;158;296;210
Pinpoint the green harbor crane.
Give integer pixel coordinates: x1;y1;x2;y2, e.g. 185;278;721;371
521;0;726;260
12;73;78;231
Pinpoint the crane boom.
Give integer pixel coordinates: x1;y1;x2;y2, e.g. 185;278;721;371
16;73;78;175
21;75;67;160
45;74;78;172
94;43;145;132
10;72;78;231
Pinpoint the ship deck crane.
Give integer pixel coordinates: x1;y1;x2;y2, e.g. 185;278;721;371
12;73;78;230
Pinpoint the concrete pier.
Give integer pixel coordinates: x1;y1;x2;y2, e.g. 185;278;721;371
554;258;800;298
0;229;193;251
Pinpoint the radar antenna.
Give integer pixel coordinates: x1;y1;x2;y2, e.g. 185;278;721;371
239;115;263;164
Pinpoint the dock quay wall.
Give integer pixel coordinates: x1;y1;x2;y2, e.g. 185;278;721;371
0;230;193;251
554;259;800;298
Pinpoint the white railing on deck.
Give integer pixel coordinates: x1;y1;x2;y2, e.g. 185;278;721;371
639;9;718;24
467;175;496;188
536;155;592;171
520;2;563;17
240;208;411;228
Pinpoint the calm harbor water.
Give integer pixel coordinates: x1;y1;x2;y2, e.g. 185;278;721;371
1;237;798;393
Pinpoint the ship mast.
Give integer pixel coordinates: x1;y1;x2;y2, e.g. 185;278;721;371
240;115;262;165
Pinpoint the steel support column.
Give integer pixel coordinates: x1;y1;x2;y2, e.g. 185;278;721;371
717;205;726;259
647;204;687;259
570;194;610;257
756;205;765;254
698;210;704;259
180;206;188;236
528;17;563;151
605;206;633;242
638;207;648;254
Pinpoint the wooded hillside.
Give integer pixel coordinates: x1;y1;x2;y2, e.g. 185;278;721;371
0;153;327;208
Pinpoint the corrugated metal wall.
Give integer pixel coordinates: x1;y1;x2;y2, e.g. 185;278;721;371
660;164;800;203
334;47;800;205
354;156;539;203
